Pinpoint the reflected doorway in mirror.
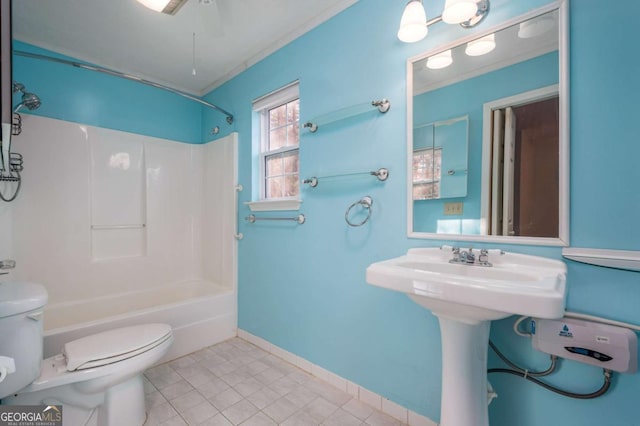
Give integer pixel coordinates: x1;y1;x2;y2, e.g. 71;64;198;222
482;85;559;238
489;97;559;237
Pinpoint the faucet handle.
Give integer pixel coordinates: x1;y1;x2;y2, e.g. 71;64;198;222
451;247;460;260
478;249;493;266
0;260;15;270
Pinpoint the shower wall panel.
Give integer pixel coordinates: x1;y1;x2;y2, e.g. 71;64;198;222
89;129;146;260
8;115;234;305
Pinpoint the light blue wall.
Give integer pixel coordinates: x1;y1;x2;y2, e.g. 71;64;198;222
12;42;203;144
202;0;640;425
11;0;640;424
413;52;558;233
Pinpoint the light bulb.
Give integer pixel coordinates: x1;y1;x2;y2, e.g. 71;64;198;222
427;50;453;69
136;0;171;12
518;15;555;38
442;0;478;24
465;33;496;56
398;0;428;43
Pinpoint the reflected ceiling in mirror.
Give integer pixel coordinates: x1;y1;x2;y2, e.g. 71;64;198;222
407;4;569;246
412;12;558;96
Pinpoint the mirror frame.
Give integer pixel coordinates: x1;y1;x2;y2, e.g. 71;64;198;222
406;0;569;246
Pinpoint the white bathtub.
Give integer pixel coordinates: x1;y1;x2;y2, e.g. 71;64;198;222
42;280;236;361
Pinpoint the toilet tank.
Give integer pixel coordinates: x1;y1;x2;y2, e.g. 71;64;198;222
0;282;48;399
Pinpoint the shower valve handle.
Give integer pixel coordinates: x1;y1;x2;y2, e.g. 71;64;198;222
0;259;16;270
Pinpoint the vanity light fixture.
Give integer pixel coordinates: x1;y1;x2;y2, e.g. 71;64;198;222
426;49;453;69
135;0;188;15
397;0;429;43
465;33;495;56
398;0;490;43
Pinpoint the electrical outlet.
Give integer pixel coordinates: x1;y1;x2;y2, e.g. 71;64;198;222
444;202;463;215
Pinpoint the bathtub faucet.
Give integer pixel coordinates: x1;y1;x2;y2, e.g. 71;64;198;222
0;259;15;275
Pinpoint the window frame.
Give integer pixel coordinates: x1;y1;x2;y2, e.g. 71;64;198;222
253;82;300;201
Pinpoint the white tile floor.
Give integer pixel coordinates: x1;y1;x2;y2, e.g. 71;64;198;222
143;338;406;426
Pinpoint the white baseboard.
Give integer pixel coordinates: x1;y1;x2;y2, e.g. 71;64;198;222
237;329;437;426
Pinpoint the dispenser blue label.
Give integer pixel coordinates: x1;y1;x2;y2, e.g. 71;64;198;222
559;324;573;338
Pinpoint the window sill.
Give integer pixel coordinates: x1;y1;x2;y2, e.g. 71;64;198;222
245;199;302;212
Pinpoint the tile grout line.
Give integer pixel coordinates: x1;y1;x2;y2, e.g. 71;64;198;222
146;337;394;425
236;329;437;426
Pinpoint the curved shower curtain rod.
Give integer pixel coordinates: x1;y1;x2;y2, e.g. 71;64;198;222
14;50;234;124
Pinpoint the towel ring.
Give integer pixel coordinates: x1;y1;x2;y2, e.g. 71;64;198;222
345;196;373;227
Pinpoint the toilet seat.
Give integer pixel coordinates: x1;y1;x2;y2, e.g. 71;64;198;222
21;324;173;394
64;324;172;371
7;323;174;426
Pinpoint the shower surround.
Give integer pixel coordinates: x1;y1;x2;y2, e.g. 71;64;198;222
4;115;238;360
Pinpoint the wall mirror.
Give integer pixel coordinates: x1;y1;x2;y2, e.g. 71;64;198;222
407;3;569;246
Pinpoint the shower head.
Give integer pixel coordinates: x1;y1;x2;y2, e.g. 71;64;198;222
12;82;41;113
17;92;41;111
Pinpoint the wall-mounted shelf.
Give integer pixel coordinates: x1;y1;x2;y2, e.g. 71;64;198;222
562;248;640;272
303;168;389;188
303;99;390;133
244;199;302;212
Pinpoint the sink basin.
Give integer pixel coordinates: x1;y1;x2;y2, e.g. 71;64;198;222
365;247;567;426
366;247;567;323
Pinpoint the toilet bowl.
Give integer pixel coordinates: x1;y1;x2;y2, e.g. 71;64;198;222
0;282;174;426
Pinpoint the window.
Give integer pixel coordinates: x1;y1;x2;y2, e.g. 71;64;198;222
262;99;299;198
412;147;441;200
253;82;300;200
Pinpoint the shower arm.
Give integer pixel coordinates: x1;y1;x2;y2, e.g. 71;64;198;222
14;50;234;125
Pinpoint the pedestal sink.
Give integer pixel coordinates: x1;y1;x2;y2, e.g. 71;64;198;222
366;247;567;426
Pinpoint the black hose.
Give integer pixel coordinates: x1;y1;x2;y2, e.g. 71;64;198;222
488;368;612;399
489;340;557;377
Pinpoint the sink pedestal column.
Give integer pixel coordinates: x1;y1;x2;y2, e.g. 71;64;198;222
437;317;490;426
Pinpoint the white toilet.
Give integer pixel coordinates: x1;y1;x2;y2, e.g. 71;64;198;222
0;282;174;426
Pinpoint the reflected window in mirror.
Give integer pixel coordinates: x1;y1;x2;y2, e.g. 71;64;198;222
413;147;441;200
412;116;468;202
406;4;569;245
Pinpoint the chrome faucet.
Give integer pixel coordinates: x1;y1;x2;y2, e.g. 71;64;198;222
448;248;493;267
0;259;15;276
460;248;475;264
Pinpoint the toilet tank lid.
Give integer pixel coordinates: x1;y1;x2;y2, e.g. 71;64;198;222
64;323;172;371
0;282;48;318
